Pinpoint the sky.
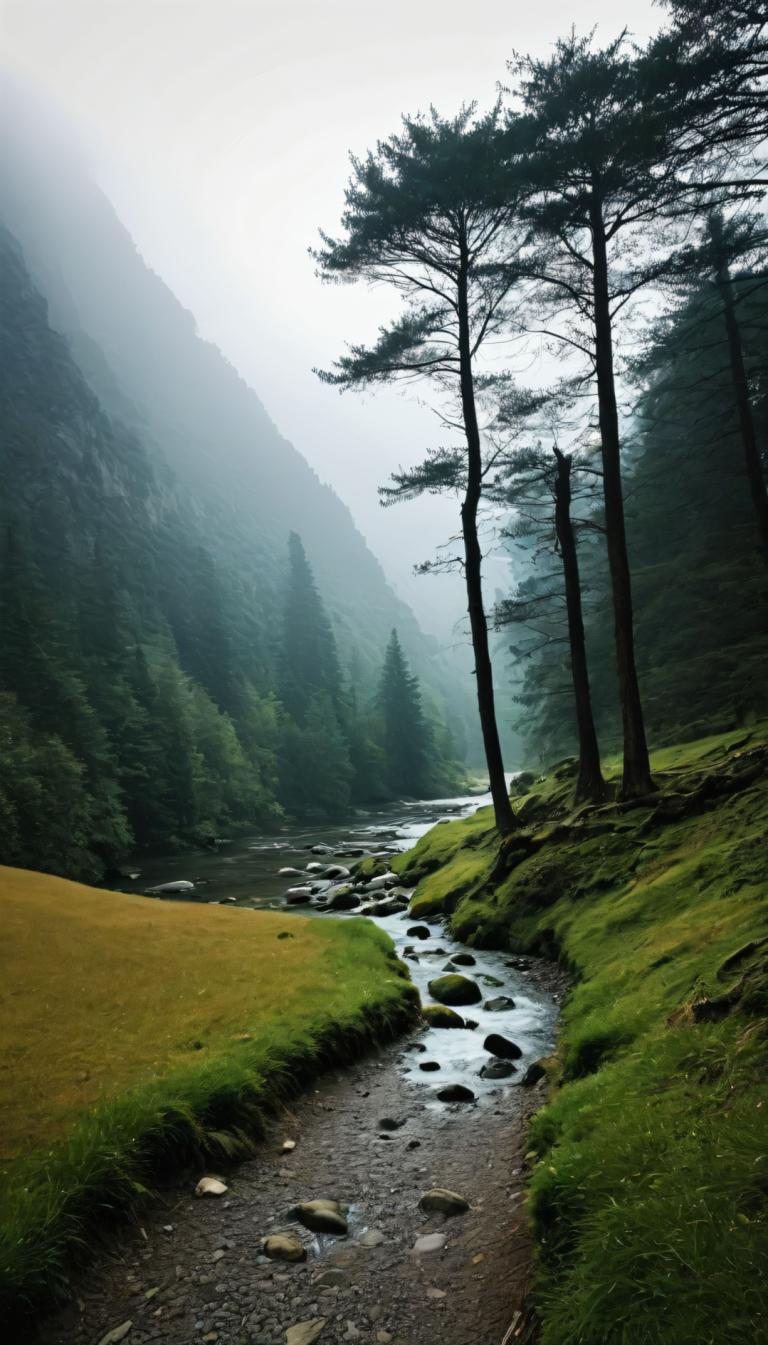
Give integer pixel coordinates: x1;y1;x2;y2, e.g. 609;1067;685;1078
1;0;661;637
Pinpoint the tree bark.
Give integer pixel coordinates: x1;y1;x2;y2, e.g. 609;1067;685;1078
589;190;654;797
713;249;768;563
553;448;608;803
456;236;516;835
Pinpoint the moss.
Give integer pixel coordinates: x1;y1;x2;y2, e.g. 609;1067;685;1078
405;721;768;1345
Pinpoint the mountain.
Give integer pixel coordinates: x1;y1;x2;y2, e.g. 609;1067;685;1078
0;78;471;878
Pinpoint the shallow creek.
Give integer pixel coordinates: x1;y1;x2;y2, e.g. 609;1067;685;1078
42;793;563;1345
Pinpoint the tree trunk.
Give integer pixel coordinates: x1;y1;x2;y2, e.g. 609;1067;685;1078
456;240;516;835
553;448;607;803
589;191;654;797
713;248;768;563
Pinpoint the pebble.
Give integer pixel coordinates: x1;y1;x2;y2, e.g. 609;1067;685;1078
411;1233;447;1254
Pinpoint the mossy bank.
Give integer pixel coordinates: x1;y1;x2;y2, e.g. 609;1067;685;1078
395;725;768;1345
0;869;418;1321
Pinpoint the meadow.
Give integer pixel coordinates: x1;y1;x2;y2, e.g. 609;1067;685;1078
0;870;416;1316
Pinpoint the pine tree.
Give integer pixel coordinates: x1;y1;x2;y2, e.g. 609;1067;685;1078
278;533;342;724
378;630;431;798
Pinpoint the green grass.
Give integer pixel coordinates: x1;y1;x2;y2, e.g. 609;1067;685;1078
0;868;417;1320
399;724;768;1345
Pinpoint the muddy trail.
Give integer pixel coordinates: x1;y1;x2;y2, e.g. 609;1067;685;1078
39;964;563;1345
37;793;565;1345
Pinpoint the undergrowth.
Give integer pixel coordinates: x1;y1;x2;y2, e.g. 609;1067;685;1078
399;723;768;1345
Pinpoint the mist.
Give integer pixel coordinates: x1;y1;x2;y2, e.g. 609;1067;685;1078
2;0;658;638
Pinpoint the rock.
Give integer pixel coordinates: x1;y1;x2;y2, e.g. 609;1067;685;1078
195;1176;228;1197
484;996;516;1012
358;1228;385;1247
324;890;361;911
427;974;482;1007
422;1004;465;1029
286;889;314;905
426;1287;447;1299
483;1033;523;1060
147;879;194;894
411;1232;447;1254
264;1234;307;1262
448;952;476;966
406;1138;421;1150
481;974;505;987
314;1267;352;1287
282;1138;297;1152
505;956;532;971
464;1019;479;1030
419;1060;441;1071
368;872;397;889
419;1188;469;1216
479;1059;516;1079
285;1320;326;1345
378;1117;405;1130
322;865;351;880
278;867;303;877
406;925;431;940
436;1084;475;1104
98;1324;133;1345
292;1200;348;1235
367;898;409;917
305;862;327;873
521;1059;547;1087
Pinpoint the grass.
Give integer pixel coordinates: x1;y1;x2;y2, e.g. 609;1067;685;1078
0;868;417;1319
398;723;768;1345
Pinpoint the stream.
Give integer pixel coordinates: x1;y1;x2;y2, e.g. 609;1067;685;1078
43;792;563;1345
113;788;559;1108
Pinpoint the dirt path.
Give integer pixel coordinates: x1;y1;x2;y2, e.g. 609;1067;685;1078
38;966;562;1345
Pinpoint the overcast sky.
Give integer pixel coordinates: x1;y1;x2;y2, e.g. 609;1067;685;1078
2;0;661;636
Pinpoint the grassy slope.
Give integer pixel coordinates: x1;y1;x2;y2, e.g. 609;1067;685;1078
0;869;417;1317
398;726;768;1345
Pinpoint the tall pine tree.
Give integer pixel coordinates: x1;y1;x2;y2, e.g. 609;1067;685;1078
378;630;431;798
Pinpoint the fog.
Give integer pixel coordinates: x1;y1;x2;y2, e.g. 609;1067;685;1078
2;0;659;637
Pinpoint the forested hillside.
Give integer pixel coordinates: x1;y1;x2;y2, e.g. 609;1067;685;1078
0;120;466;880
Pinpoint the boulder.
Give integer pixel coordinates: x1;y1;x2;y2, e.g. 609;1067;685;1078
479;1059;516;1079
278;867;303;877
448;952;476;966
521;1059;547;1087
484;996;516;1012
422;1004;465;1029
264;1233;306;1262
311;844;335;854
406;925;431;940
286;887;314;904
368;872;398;890
147;879;195;895
305;862;326;873
358;1228;385;1248
419;1060;441;1071
322;865;351;880
367;898;408;917
419;1188;469;1217
436;1083;475;1103
481;974;505;987
428;974;482;1007
484;1033;523;1060
292;1199;348;1235
324;890;360;912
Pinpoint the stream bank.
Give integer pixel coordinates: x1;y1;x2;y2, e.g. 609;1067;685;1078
35;789;565;1345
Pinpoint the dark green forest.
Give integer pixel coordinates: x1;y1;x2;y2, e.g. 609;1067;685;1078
0;221;461;880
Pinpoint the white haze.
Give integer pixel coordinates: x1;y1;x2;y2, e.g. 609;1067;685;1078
1;0;659;638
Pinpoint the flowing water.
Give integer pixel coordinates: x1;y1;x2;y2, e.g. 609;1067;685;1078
117;789;559;1103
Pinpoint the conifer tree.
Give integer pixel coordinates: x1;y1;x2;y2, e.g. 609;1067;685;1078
314;108;525;834
378;630;431;797
278;532;341;724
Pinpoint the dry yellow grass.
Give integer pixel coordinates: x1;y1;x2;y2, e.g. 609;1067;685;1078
0;866;400;1157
